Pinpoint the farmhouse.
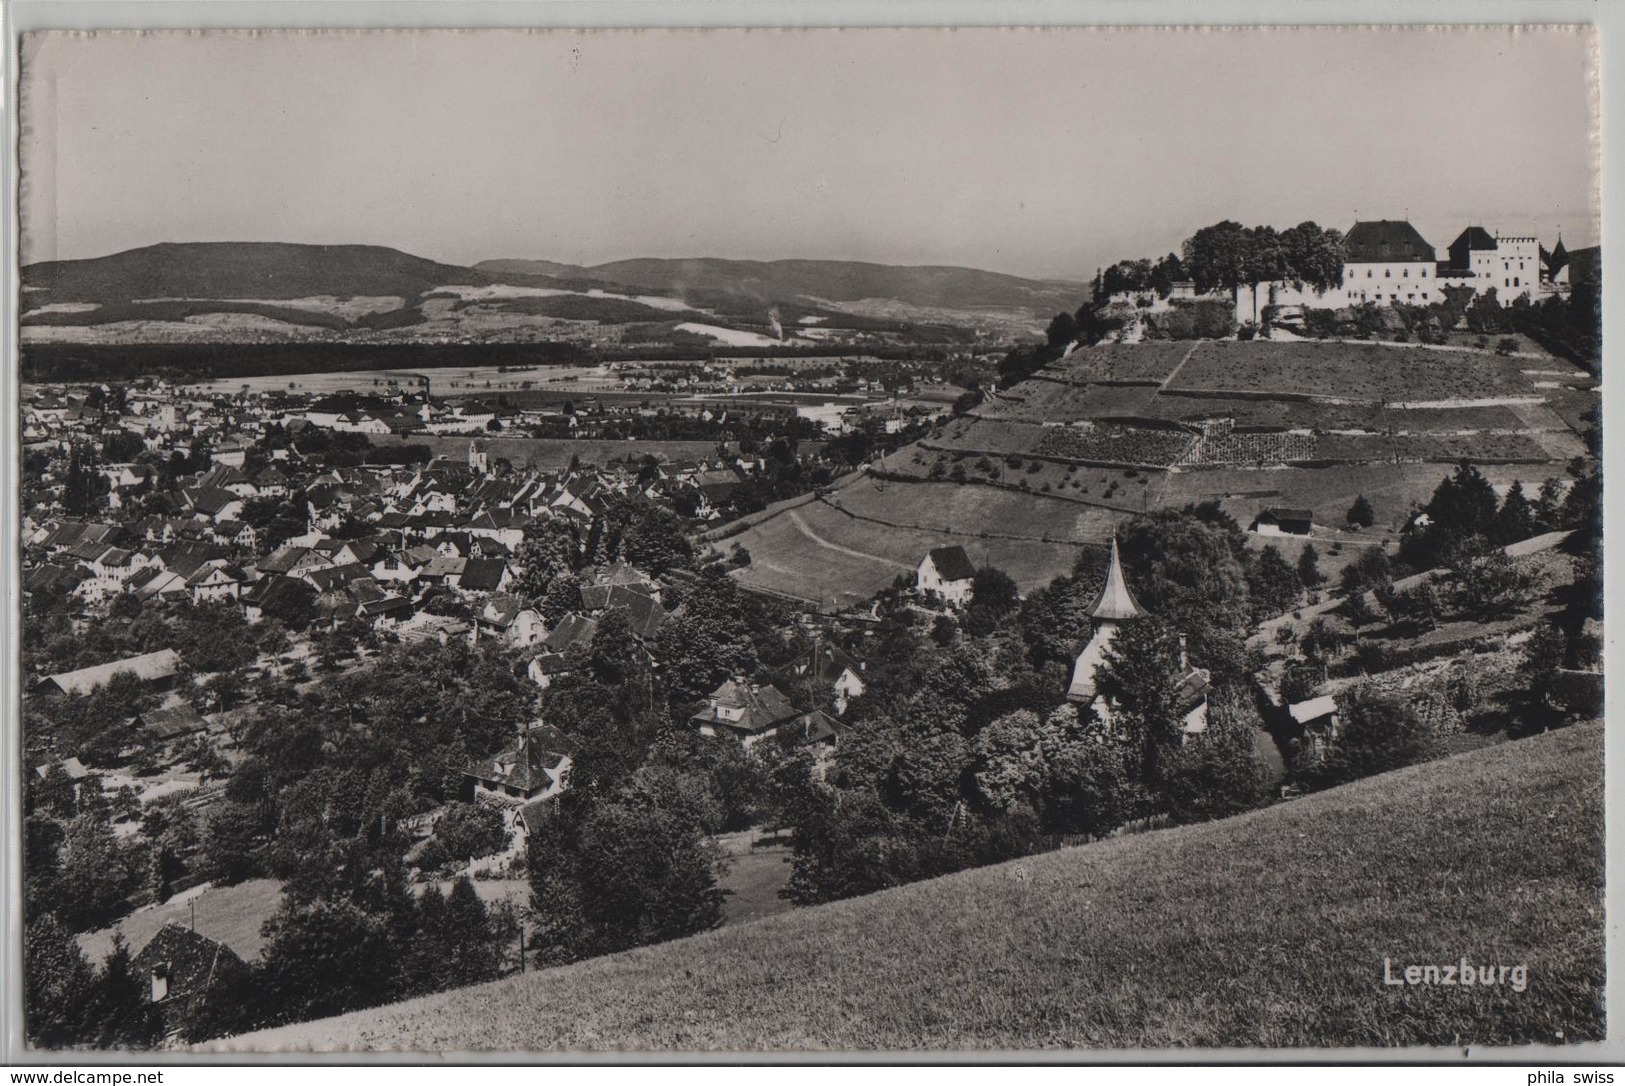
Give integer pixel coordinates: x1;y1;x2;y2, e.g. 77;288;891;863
38;648;182;697
1250;508;1314;537
917;545;977;607
186;562;248;603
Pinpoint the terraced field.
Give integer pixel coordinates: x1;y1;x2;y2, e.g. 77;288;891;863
1045;341;1194;383
716;338;1594;609
1169;341;1540;402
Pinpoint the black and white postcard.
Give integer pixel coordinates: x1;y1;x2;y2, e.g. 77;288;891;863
9;15;1609;1061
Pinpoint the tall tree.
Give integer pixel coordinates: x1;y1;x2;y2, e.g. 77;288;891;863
1182;220;1252;304
1493;480;1537;544
24;913;98;1047
1094;616;1185;784
1280;221;1347;292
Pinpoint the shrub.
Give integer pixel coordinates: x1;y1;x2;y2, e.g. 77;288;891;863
432;802;509;862
1313;684;1438;788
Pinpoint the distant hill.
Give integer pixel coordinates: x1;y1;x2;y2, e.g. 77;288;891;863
22;242;489;302
578;257;1082;312
474;258;592;280
212;722;1602;1052
20;243;1079;347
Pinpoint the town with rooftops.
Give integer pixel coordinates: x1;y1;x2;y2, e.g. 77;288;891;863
18;203;1602;1048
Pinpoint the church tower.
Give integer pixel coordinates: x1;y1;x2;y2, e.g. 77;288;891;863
1067;537;1144;704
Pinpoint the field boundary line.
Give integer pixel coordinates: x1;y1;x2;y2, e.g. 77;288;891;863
815;493;1113;549
1158;341;1202;391
784;509;913;571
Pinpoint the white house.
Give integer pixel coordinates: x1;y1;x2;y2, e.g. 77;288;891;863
916;545;976;607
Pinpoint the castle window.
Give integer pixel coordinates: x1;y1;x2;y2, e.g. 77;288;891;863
1385;269;1391;278
1403;268;1409;277
1422;268;1429;277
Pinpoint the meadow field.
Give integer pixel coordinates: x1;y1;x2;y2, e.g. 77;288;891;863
77;878;284;965
725;487;1099;607
217;722;1603;1051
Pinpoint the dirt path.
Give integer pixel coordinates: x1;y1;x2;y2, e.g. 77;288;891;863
1158;342;1203;391
786;509;912;571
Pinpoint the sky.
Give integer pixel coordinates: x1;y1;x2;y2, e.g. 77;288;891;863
19;25;1599;282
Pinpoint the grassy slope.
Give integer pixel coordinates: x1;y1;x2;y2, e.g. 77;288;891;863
216;722;1603;1052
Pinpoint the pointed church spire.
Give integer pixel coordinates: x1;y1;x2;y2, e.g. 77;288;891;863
1090;537;1144;622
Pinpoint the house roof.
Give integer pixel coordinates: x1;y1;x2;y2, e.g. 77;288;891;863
136;703;207;740
1090;538;1144;622
258;545;314;575
925;545;977;583
792;709;848;746
1172;667;1211;719
693;680;800;734
132;923;251;1001
463;728;573;796
1289;694;1339;725
1261;507;1314;523
185;562;246;587
805;640;863;685
1344;220;1436;264
543;613;599;654
44;649;182;696
1450;226;1499;253
304;563;372;594
580;582;666;639
458;558;508;592
185;487;240;516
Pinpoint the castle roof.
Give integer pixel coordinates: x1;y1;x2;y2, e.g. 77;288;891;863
1089;538;1144;622
1345;220;1436;264
1450;226;1499;253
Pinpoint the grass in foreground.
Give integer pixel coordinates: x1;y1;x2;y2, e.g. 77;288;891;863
214;723;1603;1052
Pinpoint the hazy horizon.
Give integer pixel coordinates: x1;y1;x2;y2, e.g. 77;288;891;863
20;26;1599;281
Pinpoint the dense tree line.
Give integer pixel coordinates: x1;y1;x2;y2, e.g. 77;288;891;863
780;507;1278;906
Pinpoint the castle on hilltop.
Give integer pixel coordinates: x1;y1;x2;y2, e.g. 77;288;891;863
1228;220;1575;319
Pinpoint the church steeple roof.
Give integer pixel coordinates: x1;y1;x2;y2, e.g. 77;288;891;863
1090;537;1144;622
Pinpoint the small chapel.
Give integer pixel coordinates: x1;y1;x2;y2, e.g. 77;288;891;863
1066;537;1211;740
